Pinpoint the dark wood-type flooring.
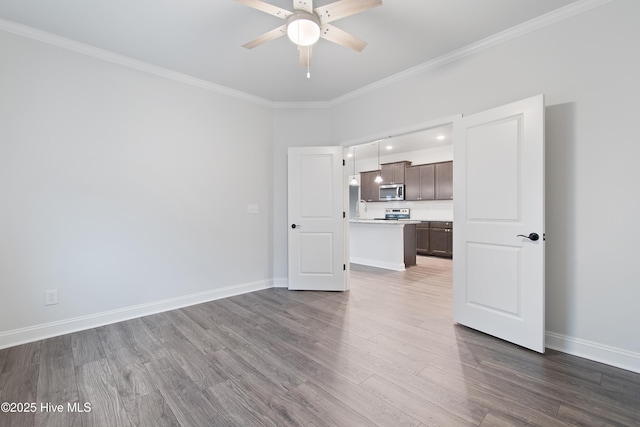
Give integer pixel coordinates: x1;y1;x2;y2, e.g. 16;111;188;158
1;257;640;426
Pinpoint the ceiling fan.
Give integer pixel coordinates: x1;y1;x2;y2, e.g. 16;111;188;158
236;0;382;75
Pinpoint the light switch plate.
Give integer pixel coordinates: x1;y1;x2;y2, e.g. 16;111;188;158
45;289;58;305
247;204;259;214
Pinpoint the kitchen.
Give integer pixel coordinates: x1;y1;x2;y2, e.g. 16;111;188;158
348;124;453;271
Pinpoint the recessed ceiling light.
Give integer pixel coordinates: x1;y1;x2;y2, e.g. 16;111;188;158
437;135;446;141
386;145;393;150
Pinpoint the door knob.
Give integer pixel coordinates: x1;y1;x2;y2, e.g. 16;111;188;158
517;232;539;241
291;224;301;229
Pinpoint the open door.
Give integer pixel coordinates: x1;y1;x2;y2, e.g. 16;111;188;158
453;95;545;353
288;147;348;291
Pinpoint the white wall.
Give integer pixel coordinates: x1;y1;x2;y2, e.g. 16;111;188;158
271;107;333;285
0;30;274;345
329;0;640;370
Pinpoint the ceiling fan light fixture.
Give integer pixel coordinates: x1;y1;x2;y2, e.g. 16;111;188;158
286;12;321;46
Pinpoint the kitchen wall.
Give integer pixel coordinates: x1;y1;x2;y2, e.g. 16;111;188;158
0;29;274;346
329;0;640;371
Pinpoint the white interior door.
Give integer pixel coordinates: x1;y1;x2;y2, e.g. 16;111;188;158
453;95;545;353
288;146;348;291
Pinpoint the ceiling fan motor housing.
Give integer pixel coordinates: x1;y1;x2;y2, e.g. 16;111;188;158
286;11;321;46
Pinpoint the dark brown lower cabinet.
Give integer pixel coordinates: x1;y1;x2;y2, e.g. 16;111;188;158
416;221;452;258
416;222;430;255
403;224;417;267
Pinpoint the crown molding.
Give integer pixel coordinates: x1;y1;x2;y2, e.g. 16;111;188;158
0;0;614;109
328;0;615;107
0;18;274;108
272;101;332;110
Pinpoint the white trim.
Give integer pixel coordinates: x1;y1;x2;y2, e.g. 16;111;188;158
273;277;289;288
0;0;613;109
350;259;405;272
0;279;273;350
272;101;332;110
546;331;640;374
0;18;273;108
329;0;614;106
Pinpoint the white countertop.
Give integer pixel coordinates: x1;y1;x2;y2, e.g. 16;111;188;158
350;219;422;225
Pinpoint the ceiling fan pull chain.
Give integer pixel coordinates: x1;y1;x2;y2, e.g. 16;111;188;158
307;46;311;78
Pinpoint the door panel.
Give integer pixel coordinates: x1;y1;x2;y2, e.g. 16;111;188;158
466;243;520;315
467;119;519;219
300;233;334;274
453;95;545;353
288;147;348;291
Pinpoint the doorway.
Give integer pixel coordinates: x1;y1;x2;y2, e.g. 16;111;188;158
346;122;455;270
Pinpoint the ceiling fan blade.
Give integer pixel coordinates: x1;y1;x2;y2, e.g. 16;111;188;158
293;0;313;13
320;24;367;52
235;0;292;19
242;25;287;49
298;45;312;66
315;0;382;24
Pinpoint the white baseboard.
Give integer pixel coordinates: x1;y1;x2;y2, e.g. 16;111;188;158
273;277;288;288
350;258;405;272
0;279;273;350
546;331;640;374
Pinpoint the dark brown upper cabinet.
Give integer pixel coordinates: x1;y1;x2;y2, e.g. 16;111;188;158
360;170;380;202
380;161;411;184
435;161;453;200
405;164;435;201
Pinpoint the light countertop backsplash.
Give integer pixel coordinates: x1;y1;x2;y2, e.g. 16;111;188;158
356;200;453;222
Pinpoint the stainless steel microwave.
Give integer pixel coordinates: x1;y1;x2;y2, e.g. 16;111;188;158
379;184;405;201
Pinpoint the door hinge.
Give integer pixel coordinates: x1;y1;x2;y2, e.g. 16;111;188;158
343;264;346;271
343;159;346;166
343;211;346;218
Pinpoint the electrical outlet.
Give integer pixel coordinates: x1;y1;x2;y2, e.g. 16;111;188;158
247;204;259;214
45;289;58;306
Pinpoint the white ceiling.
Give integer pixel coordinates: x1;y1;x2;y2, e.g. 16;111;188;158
349;123;453;160
0;0;579;103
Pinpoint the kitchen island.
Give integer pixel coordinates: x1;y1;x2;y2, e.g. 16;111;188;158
350;220;421;271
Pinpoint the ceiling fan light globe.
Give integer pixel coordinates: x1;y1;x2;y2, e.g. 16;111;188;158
286;14;321;46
